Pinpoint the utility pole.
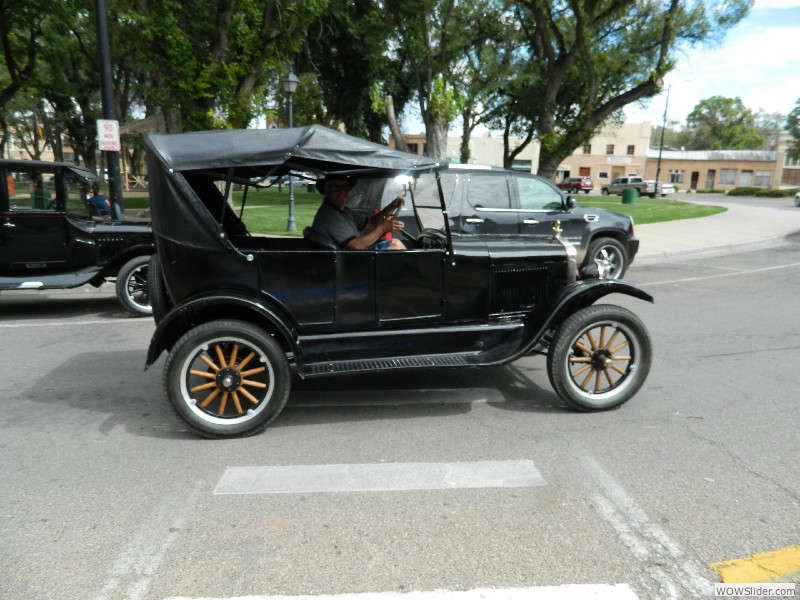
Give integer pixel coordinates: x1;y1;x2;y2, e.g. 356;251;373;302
93;0;124;220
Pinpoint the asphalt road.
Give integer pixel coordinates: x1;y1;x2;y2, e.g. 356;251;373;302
1;236;799;600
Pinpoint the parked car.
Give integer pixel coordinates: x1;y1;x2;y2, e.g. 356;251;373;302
556;176;594;194
1;159;155;316
346;168;638;280
601;176;650;197
644;180;674;197
143;125;653;439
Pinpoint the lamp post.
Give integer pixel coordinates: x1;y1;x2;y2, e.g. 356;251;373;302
655;84;672;192
281;71;299;232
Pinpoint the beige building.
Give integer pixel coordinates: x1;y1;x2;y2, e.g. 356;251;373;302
555;121;653;185
642;149;776;191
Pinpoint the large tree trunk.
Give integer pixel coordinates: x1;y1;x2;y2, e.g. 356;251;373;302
426;117;447;160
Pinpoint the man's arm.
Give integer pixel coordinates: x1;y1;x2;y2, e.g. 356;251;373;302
344;217;402;250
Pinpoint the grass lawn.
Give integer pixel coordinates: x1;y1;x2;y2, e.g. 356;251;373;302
578;194;726;224
122;187;727;234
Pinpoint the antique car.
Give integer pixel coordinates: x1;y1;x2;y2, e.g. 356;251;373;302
143;126;654;439
0;159;154;316
346;167;638;280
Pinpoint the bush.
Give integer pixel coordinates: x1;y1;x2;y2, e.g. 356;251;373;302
755;188;799;198
727;187;760;196
696;188;725;194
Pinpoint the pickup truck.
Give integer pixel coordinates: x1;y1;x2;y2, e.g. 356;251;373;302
601;176;661;197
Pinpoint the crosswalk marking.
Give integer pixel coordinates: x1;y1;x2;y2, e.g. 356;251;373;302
163;584;640;599
214;460;546;495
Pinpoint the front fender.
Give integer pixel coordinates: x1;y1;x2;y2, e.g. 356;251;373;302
527;279;653;346
145;292;298;369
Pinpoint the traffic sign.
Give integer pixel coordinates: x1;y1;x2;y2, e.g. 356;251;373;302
97;119;121;151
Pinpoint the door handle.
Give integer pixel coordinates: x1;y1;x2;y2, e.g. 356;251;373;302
522;219;539;225
3;222;15;228
465;218;484;224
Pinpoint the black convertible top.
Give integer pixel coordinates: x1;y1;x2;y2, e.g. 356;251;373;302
145;125;443;175
144;126;445;251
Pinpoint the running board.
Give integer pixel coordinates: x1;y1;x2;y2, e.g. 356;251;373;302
304;354;473;377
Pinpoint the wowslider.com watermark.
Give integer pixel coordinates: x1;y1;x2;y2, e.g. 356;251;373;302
716;583;796;597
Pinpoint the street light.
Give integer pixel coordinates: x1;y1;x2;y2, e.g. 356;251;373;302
281;71;299;232
655;84;671;193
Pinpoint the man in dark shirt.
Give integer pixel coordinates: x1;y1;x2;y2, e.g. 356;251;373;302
311;176;406;250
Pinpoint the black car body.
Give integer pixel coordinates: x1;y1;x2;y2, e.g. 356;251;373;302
0;159;155;316
347;167;638;280
143;126;654;439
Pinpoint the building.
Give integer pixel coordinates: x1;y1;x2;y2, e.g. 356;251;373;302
643;149;776;191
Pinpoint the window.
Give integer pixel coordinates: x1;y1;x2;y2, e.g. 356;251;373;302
466;174;510;210
754;170;771;187
516;176;563;211
719;169;737;185
511;159;532;172
582;144;591;154
739;170;753;186
668;169;684;184
785;155;799;167
579;167;591;176
598;171;609;179
626;145;635;155
65;174;91;215
6;168;58;212
606;144;615;155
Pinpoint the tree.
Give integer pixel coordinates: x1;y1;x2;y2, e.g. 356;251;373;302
504;0;752;178
681;96;763;150
786;99;800;161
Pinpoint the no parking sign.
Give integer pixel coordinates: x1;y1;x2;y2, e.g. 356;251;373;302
97;119;120;151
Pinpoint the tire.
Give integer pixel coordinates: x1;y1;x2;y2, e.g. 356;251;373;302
115;255;152;317
547;305;652;412
148;254;173;325
584;237;628;280
601;189;610;196
163;320;291;438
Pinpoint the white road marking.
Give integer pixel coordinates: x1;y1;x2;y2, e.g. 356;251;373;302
643;260;800;287
163;584;640;600
93;481;203;600
578;455;714;599
0;318;145;328
215;460;546;495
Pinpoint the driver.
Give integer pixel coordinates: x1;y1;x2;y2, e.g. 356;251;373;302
311;175;406;250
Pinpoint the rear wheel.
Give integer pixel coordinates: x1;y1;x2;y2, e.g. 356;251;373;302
115;255;152;317
547;305;651;412
163;320;290;438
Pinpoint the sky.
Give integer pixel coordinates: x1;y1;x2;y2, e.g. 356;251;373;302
624;0;800;127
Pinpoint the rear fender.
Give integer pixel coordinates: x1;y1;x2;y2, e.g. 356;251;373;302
145;292;298;369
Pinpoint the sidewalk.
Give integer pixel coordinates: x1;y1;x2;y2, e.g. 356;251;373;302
634;198;800;264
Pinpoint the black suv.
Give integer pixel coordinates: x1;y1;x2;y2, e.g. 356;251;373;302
0;159;154;316
347;167;637;280
144;126;654;439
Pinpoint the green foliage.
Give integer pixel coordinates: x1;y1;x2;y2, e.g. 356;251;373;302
754;188;798;198
787;99;800;161
726;187;760;196
682;96;763;150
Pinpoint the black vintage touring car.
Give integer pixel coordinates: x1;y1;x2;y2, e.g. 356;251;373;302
1;159;154;316
144;125;653;438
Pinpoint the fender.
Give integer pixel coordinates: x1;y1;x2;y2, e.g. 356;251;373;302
526;278;653;347
145;291;299;369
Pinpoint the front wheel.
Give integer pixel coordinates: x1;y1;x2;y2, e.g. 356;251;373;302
547;305;652;412
601;189;610;196
116;255;152;317
163;320;290;438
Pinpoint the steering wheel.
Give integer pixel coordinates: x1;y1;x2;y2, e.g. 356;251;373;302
417;228;447;249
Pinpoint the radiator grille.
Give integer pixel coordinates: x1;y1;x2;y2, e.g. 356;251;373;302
492;264;549;313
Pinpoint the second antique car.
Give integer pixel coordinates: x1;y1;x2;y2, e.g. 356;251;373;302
143;126;654;439
1;159;155;316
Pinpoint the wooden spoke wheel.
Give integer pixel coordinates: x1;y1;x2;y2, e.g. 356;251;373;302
164;320;290;438
547;305;651;412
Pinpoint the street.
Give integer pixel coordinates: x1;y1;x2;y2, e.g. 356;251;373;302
1;235;799;599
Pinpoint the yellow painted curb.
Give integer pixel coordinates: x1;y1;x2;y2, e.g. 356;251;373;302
711;546;800;583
